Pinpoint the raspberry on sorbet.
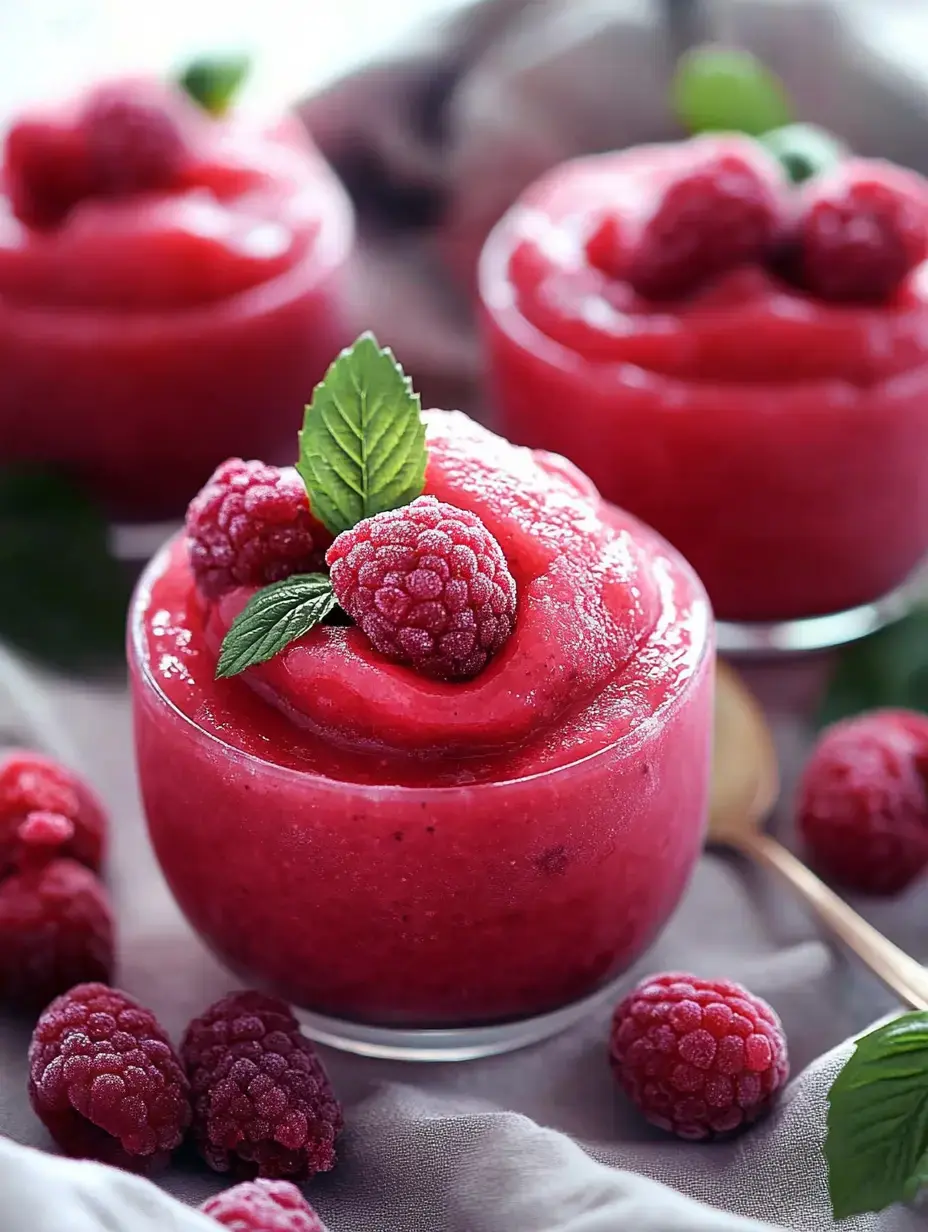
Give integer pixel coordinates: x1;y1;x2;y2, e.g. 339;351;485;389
588;137;785;300
326;495;517;680
186;459;327;599
792;162;928;302
610;972;789;1140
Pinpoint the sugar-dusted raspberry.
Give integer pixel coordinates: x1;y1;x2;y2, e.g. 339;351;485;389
623;138;784;300
326;495;517;681
0;855;114;1011
187;459;327;600
4;117;95;229
798;709;928;894
181;991;342;1180
0;750;106;878
793;162;928;302
610;972;789;1140
29;982;191;1172
201;1180;327;1232
80;80;192;196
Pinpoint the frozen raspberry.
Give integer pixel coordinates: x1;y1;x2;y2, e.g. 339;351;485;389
80;81;192;196
326;495;517;680
610;972;789;1140
187;459;327;600
29;982;191;1172
622;139;784;300
792;162;928;302
0;750;106;878
4;117;95;228
201;1180;327;1232
0;854;114;1012
181;991;342;1180
798;709;928;894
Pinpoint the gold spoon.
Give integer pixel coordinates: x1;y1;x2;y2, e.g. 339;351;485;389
710;658;928;1011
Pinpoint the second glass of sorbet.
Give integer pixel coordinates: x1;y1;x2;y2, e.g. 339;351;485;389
479;143;928;649
130;411;714;1059
0;92;355;522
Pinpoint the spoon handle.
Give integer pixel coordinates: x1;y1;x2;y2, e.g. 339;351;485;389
738;830;928;1013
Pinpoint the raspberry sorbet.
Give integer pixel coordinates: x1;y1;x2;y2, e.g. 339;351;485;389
0;80;354;520
480;136;928;622
130;411;712;1042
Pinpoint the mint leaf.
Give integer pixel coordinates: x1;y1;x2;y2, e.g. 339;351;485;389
826;1013;928;1219
819;606;928;728
672;45;792;137
178;54;251;116
216;573;336;678
760;123;847;185
297;332;427;537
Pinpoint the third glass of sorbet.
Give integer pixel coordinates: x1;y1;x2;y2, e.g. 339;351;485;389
479;143;928;652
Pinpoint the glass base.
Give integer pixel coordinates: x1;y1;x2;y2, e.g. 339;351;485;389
295;977;626;1062
716;564;928;659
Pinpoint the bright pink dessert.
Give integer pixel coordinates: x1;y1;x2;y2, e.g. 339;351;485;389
130;410;712;1028
0;80;354;520
480;136;928;622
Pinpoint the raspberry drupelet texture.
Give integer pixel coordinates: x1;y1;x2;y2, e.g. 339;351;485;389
326;495;517;681
620;139;784;300
610;972;789;1141
80;81;191;197
187;460;327;600
0;837;114;1010
797;709;928;894
0;750;106;878
794;163;928;302
181;991;342;1180
201;1179;327;1232
28;983;191;1172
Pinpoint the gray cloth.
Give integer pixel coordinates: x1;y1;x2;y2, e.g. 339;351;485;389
4;2;928;1228
0;650;926;1232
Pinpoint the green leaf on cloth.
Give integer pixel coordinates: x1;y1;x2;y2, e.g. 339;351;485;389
818;606;928;727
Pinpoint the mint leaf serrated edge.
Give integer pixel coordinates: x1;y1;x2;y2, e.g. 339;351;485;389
296;332;427;537
216;573;336;679
178;53;251;117
826;1012;928;1220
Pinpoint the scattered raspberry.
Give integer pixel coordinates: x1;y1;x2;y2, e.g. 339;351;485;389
29;982;191;1172
4;117;95;228
201;1180;327;1232
0;750;106;878
797;709;928;894
792;162;928;302
326;495;517;680
624;139;784;300
0;857;114;1011
181;991;342;1180
187;460;327;600
610;972;789;1140
80;81;191;196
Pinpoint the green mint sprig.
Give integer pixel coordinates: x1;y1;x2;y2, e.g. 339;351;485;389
178;53;252;117
671;45;793;138
297;332;427;537
826;1012;928;1219
216;573;336;678
215;333;427;678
